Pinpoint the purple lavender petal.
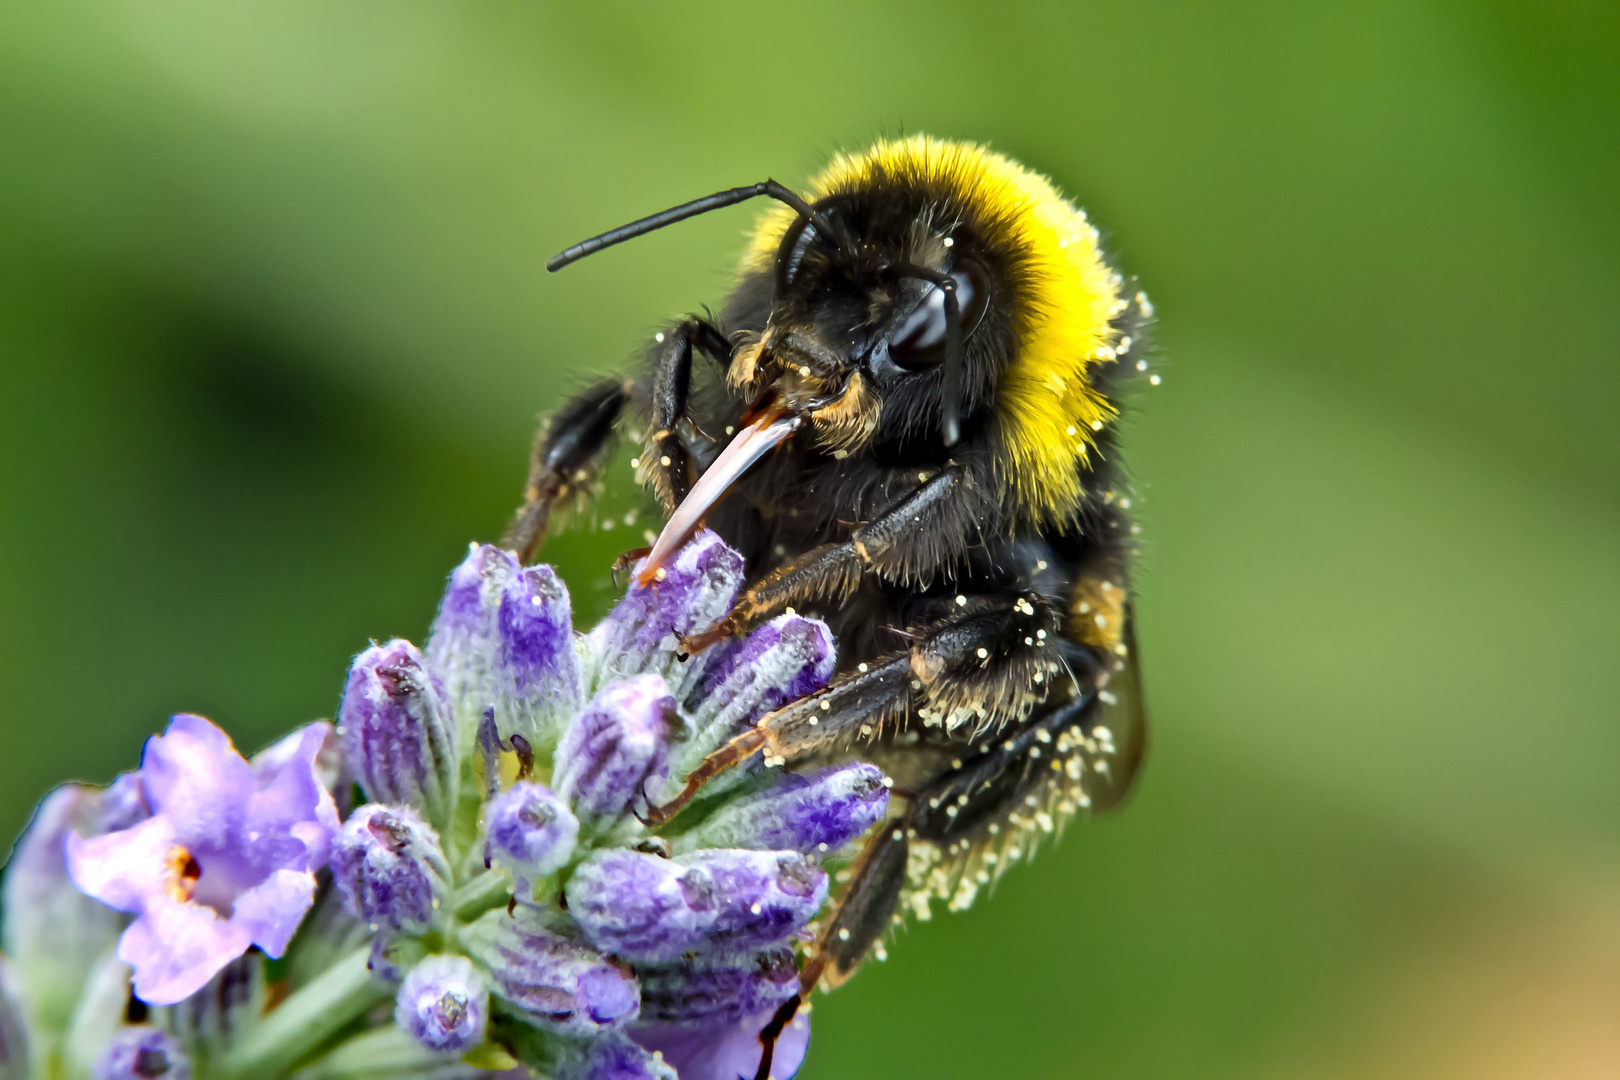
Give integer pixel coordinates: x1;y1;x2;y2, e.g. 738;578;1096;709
395;955;488;1053
329;805;449;935
116;898;253;1006
636;949;799;1023
566;849;827;963
137;714;256;852
339;640;459;829
675;764;889;855
100;773;151;833
228;869;318;958
461;909;639;1037
554;674;675;825
588;529;743;688
94;1026;191;1080
426;544;583;750
557;1034;677;1080
482;781;579;882
3;784;123;1031
631;1008;811;1080
674;615;835;788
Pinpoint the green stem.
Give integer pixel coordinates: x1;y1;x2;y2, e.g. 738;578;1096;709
215;946;390;1079
450;869;512;923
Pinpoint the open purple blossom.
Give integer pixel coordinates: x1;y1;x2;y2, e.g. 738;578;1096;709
64;715;338;1005
20;531;883;1079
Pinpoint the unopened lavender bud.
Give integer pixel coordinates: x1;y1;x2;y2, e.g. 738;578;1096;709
461;910;639;1036
554;674;675;826
589;529;743;689
567;849;827;963
396;955;488;1053
557;1034;677;1080
427;545;582;749
339;640;458;829
482;782;578;882
637;948;799;1023
678;615;835;784
675;763;889;855
94;1027;191;1080
329;805;449;935
3;785;122;1034
0;960;29;1080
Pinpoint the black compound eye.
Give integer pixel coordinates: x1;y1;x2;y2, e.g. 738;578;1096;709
887;259;988;371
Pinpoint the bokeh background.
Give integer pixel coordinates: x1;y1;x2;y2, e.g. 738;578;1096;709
3;3;1617;1076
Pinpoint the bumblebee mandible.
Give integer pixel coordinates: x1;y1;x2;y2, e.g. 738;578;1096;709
507;135;1150;1075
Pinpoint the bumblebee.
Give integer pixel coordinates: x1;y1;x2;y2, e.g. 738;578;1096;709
507;136;1149;1075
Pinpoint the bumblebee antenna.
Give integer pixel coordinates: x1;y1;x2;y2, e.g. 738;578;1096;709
896;264;965;447
547;180;840;273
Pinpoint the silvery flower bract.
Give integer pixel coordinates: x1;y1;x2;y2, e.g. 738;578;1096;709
1;530;890;1080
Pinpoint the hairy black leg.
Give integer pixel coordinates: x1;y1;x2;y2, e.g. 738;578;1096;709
679;464;985;652
644;317;732;512
647;593;1060;825
503;379;629;563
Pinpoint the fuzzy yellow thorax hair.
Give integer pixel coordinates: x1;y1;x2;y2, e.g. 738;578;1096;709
743;135;1125;524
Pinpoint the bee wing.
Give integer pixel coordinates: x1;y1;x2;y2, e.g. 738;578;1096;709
1082;603;1147;814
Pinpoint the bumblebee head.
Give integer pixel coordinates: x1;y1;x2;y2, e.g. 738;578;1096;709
548;137;1132;570
725;190;999;456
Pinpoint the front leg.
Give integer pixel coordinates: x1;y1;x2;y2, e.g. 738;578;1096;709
642;316;732;513
504;379;630;563
679;462;988;652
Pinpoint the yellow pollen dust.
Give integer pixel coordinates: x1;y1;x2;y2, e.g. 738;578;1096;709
164;845;202;903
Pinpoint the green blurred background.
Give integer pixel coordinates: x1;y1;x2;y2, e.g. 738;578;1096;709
3;3;1617;1076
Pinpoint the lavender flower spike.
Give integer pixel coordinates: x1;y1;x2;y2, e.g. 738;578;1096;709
94;1026;191;1080
567;849;827;963
674;763;890;856
330;805;450;936
396;955;488;1053
427;544;583;750
460;909;640;1037
65;715;338;1005
340;640;459;830
554;674;676;826
483;781;579;885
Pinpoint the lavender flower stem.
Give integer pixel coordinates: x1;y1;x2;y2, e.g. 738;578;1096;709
216;947;390;1080
450;870;515;923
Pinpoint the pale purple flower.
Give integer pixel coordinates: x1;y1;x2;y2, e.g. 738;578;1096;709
94;1026;191;1080
99;773;151;834
482;781;579;882
65;715;338;1005
396;955;488;1053
339;640;459;830
329;804;450;936
673;763;889;856
631;1009;811;1080
3;784;123;1031
460;910;639;1037
566;849;827;963
554;674;675;824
